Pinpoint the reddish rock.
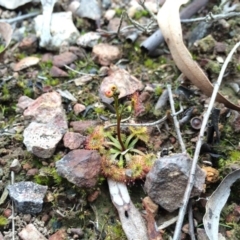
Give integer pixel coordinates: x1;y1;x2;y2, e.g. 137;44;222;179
69;46;86;59
63;132;85;149
23;91;68;158
56;149;101;188
23;163;32;171
16;96;35;112
18;35;38;53
23;91;67;130
49;229;67;240
50;66;68;77
70;120;100;134
73;103;86;115
53;52;78;67
214;42;227;53
41;53;53;62
99;65;144;104
107;18;127;32
18;224;47;240
41;214;50;224
26;168;39;176
3;209;12;218
92;43;122;66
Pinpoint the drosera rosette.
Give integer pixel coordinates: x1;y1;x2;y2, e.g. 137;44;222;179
85;125;105;151
101;153;156;183
86;84;155;182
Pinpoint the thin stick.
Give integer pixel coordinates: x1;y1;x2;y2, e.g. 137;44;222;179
173;41;240;240
0;12;40;23
11;171;15;240
167;85;186;153
188;199;196;240
64;65;95;76
137;0;157;20
104;114;167;129
181;11;240;23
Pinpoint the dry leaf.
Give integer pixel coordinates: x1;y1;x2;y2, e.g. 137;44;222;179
13;56;40;71
203;169;240;240
0;22;13;59
157;0;240;111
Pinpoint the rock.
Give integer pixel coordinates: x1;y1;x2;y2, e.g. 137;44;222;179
72;0;101;21
142;196;158;216
0;0;35;9
76;32;101;48
16;96;34;112
34;12;80;50
49;229;67;240
18;35;38;53
53;52;78;67
50;66;69;77
104;9;116;21
63;132;85;150
23;91;65;124
26;168;39;176
8;181;47;214
92;43;122;66
144;153;206;212
69;46;86;59
23;91;68;158
214;42;227;53
73;103;86;115
99;65;144;104
41;53;53;62
70;120;100;134
69;228;84;237
23;122;63;158
18;223;47;240
10;159;21;173
107;18;127;32
56;149;101;188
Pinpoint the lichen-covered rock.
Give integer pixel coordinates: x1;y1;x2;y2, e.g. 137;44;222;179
7;181;47;214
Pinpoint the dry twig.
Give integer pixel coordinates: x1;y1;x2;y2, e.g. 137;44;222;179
167;85;186;153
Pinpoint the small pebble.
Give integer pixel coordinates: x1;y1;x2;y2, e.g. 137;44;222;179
3;209;12;218
22;214;32;223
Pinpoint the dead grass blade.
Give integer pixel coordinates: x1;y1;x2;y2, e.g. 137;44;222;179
157;0;240;111
0;22;13;59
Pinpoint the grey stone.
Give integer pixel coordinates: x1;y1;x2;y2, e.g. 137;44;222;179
144;153;206;212
7;181;47;214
